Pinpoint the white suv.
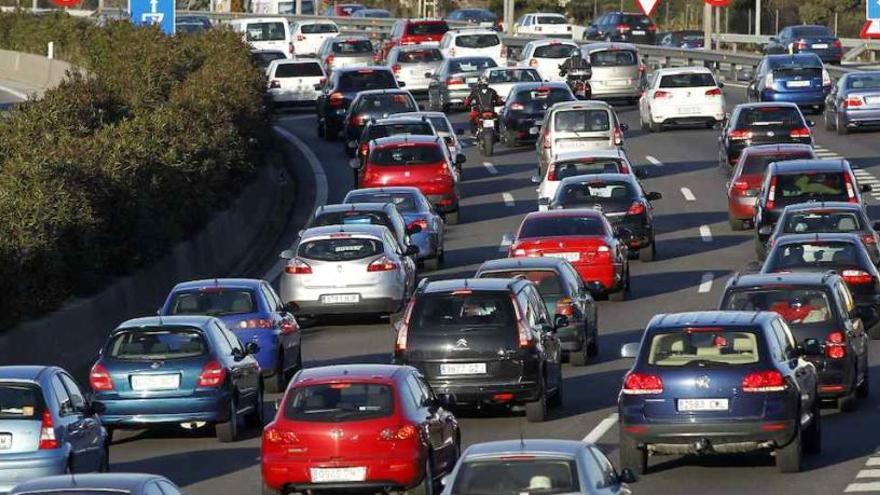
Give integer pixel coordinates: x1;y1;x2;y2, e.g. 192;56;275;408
514;39;579;82
291;20;339;57
514;13;572;37
639;66;726;131
439;29;505;64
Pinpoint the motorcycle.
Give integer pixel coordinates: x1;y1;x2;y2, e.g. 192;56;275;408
475;111;498;157
560;66;592;100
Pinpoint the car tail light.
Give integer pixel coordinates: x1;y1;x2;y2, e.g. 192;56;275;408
728;128;752;140
238;319;273;329
262;424;299;455
653;90;671;99
627;201;645;216
742;370;786;392
407;218;429;231
647;24;657;32
528;58;538;67
844;96;864;108
197;360;226;388
705;88;722;97
510;102;525;111
616;23;631;33
39;410;58;450
789;127;811;138
622;372;663;395
395;298;415;353
766;175;778;210
619;162;630;174
447;77;464;85
825;330;847;359
359;142;369;158
547;163;557;181
511;295;533;348
732;180;750;195
613;127;623;146
391;64;401;75
367;256;398;272
842;269;874;285
328;91;344;108
822;69;832;87
280;319;298;334
844;173;858;203
833;39;843;49
595;244;612;262
555;297;575;316
325;53;336;66
351;113;367;127
89;363;113;392
269;79;281;89
285;258;312;275
379;424;418;441
764;72;774;88
296;34;305;41
796;39;808;50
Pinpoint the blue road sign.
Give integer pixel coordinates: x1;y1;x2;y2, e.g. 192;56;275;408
869;0;880;21
129;0;175;34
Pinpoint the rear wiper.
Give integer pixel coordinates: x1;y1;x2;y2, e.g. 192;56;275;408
457;326;490;333
684;359;731;367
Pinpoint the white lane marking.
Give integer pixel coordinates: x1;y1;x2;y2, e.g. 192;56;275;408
699;225;713;242
499;236;512;252
860;178;880;184
0;83;30;101
582;413;619;444
698;273;714;293
867;458;880;466
855;169;872;175
502;193;515;206
680;187;696;201
265;126;329;282
845;481;880;492
483;161;498;175
856;470;880;478
645;155;663;167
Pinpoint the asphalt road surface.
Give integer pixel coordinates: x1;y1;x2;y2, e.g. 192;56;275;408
107;83;880;495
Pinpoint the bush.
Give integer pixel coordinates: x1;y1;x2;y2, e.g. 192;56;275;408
0;12;269;326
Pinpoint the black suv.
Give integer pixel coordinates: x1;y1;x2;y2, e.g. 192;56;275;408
753;159;870;259
768;202;880;264
583;12;657;44
718;102;814;170
393;278;566;422
720;272;869;411
316;66;400;141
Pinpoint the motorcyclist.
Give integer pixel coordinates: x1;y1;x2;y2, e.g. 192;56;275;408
558;48;592;79
464;76;503;132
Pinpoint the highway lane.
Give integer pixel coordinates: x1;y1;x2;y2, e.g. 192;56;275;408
105;83;880;495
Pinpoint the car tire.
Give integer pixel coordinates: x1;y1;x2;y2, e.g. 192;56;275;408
775;426;803;473
588;332;599;357
245;382;264;429
262;483;283;495
525;384;547;422
619;433;648;475
729;216;748;231
838;389;858;412
548;370;563;408
266;357;285;394
803;397;822;455
638;241;656;262
215;396;239;443
317;118;326;138
857;367;870;398
836;113;849;135
570;345;588;366
445;210;459;225
648;117;661;133
423;256;440;271
755;235;767;261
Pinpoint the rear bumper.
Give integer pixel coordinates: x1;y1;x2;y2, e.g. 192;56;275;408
728;196;757;220
813;357;856;399
96;393;231;426
411;232;441;259
295;297;403;316
444;87;471;104
503;117;541;141
425;193;458;213
426;379;541;405
621;419;798;454
761;89;827;107
262;454;423;491
841;108;880;126
0;450;68;492
591;82;641;99
572;262;624;293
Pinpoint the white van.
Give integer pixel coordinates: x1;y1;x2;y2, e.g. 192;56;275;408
250;0;314;14
229;17;292;57
439;29;505;64
291;20;339;57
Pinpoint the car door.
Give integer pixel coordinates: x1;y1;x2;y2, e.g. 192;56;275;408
417;374;458;470
587;446;629;494
527;285;561;389
261;282;297;364
385;230;414;295
58;373;103;471
773;319;818;412
49;374;91;472
836;281;869;374
217;322;260;401
405;373;447;472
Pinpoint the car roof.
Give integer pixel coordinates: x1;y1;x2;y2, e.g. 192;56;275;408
527;38;578;47
553;149;625;162
335;66;392;74
580;41;638;52
549;100;613;111
769;159;848;173
781;201;864;213
735;101;801;110
398;111;450;121
766;53;823;67
347;186;423;196
293;364;407;386
652;66;713;76
648;311;776;330
557;173;635;186
773;232;863;245
463;439;588;458
370;115;433;126
300;224;391;239
356;88;412;97
394;43;442;51
116;315;215;331
478;257;570;272
172;278;264;291
0;366;55;382
512;81;570;91
727;271;839;290
741;143;815;155
422;278;526;293
524;208;606;220
11;473;165;492
372;134;442;147
318;202;392;214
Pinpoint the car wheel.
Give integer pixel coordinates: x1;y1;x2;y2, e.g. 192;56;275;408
648;117;661;133
262;483;283;495
215;395;239;443
838;385;858;412
619;432;648;475
775;426;802;473
803;396;822;455
837;112;849;135
857;367;870;398
638;241;656;262
423;256;440;271
548;369;563;408
266;356;285;394
525;384;548;422
588;329;599;357
445;210;459;225
729;216;748;231
755;235;767;261
245;381;264;429
317;118;325;138
640;112;649;131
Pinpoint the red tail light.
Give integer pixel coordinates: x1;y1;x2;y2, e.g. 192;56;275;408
89;363;113;392
285;258;312;275
647;24;657;32
395;299;416;353
833;39;843;49
766;176;778;210
325;53;336;66
510;102;525;111
197;360;226;388
842;269;874;285
328;91;344;108
613;127;623;146
238;318;273;329
447;77;464;85
705;88;722;97
263;424;298;455
280;319;298;334
269;79;281;89
39;410;58;450
844;173;858;203
732;180;750;195
742;370;786;392
359;142;369;158
541;134;552;149
619;162;630;174
511;295;533;348
391;64;401;75
729;128;752;140
789;127;811;138
554;297;575;316
616;23;631;33
844;96;864;108
379;424;418;441
351;113;367;127
652;90;671;99
622;372;663;395
825;330;847;359
367;256;398;272
547;163;557;181
407;218;429;231
627;201;646;216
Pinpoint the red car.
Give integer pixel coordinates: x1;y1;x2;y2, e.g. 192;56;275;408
262;364;460;495
727;143;816;230
357;134;463;224
508;209;630;300
382;19;449;61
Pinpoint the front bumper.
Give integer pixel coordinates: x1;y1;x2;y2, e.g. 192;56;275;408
262;453;423;492
621;419;798;454
0;449;69;492
97;392;232;427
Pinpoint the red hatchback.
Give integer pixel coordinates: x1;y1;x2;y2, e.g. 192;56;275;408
358;135;462;224
383;19;449;61
262;364;460;495
508;209;630;300
727;143;816;230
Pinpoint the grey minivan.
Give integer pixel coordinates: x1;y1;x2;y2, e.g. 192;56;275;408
581;42;644;103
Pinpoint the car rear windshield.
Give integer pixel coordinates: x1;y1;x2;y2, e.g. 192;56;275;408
411;291;516;332
313;210;391;228
286;383;393;422
298;237;384;261
168;289;257;316
338;70;396;91
590;50;637;66
364;122;434;141
301;23;338;34
621;14;652;26
406;22;448;36
723;289;834;325
659;73;716;88
513;88;573;112
647;329;761;367
737;106;804;129
451;457;580;495
332;39;373;54
359;10;391;17
0;384;45;420
557;180;637;207
487;68;541;83
767;241;864;271
354;94;416;113
370;144;445;165
397;48;443;63
449;58;497;73
275;62;323;78
772;66;822;79
740;150;814;175
554;109;610;132
782;211;864;235
846;74;880;90
251;51;287;68
480;270;565;297
455;34;500;48
519;216;606;238
347;192;418;212
107;328;208;360
792;26;832;37
552;158;624;179
536;15;566;24
775;172;848;204
427;116;452;133
533;43;577;58
246;22;286;41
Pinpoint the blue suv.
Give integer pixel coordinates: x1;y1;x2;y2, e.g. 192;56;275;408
748;53;831;113
618;311;822;474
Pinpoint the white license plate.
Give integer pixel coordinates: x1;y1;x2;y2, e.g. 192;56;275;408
866;96;880;105
678;106;701;115
310;467;367;483
529;126;539;135
632;30;646;35
0;434;11;450
466;77;478;84
607;79;630;86
787;80;811;88
544;252;580;262
131;374;180;391
321;294;360;304
482;119;495;128
559;140;597;150
678;398;729;412
812;43;828;49
440;362;487;375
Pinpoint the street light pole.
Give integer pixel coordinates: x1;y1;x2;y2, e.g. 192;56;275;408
755;0;761;36
703;2;712;51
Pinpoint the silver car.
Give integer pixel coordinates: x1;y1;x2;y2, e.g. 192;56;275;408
0;366;109;492
317;35;375;73
10;473;184;495
280;224;417;317
387;44;444;95
537;100;627;176
581;42;644;102
825;70;880;135
426;56;497;112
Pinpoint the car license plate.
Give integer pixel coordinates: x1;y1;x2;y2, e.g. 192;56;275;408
679;106;701;115
812;43;828;49
310;467;367;483
440;362;487;375
321;294;359;304
608;79;630;86
866;96;880;105
466;77;478;84
482;119;495;128
787;80;811;88
559;140;595;150
632;30;646;35
0;434;11;450
544;252;580;262
529;126;539;135
130;374;180;391
677;398;729;412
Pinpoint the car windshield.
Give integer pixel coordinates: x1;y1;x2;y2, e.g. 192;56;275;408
286;383;392;422
0;384;44;420
557;180;636;207
312;211;390;228
411;291;516;332
659;73;716;88
740;151;814;175
407;22;448;35
552;158;625;179
512;88;574;112
338;70;397;91
782;211;863;234
251;51;287;69
332;39;373;54
451;457;580;495
533;43;577;58
519;216;606;238
767;241;863;270
536;15;566;24
427;116;452;133
480;270;565;297
792;26;832;37
648;329;761;367
358;10;391;17
301;23;338;34
347;193;418;212
590;50;637;66
107;328;208;360
487;68;541;84
246;22;286;41
397;48;443;63
364;122;434;140
723;289;834;325
298;237;384;261
275;62;323;77
355;94;416;113
456;34;500;48
168;289;256;316
449;58;497;73
370;144;445;165
775;172;848;204
737;106;804;130
554;110;610;132
847;74;880;90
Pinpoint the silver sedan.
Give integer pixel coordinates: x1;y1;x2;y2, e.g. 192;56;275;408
825;71;880;135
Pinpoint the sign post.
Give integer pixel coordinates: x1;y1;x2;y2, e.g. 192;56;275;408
129;0;175;35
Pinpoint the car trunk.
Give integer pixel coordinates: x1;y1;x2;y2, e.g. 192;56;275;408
0;383;45;454
642;366;768;422
514;236;609;265
371;162;450;192
772;67;822;92
103;355;208;399
298;255;381;290
0;419;41;454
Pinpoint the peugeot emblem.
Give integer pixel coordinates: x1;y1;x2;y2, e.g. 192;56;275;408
329;428;344;440
694;375;710;389
150;362;162;369
455;338;469;349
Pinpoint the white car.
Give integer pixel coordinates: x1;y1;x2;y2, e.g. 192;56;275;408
533;148;638;209
639;66;726;132
291;20;339;57
514;39;579;82
514;13;572;37
482;66;543;109
387;45;444;94
266;59;326;105
399;111;464;169
536;100;626;176
439;29;505;64
229;17;292;57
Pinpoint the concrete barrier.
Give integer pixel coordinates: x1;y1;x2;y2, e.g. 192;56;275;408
0;48;75;95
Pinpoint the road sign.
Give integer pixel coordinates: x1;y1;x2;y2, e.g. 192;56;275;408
636;0;659;17
861;20;880;39
869;0;880;21
129;0;175;35
705;0;732;6
51;0;80;7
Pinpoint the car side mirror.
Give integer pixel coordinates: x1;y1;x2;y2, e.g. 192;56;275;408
800;338;822;356
274;398;282;411
245;341;260;356
554;313;569;330
873;220;880;231
619;123;629;132
440;474;450;487
757;225;773;235
397;80;406;87
87;401;106;416
314;83;323;91
280;249;294;260
232;348;245;361
717;81;725;89
456;153;467;165
806;120;815;127
537;197;550;206
861;184;873;193
531;175;541;184
424;71;433;79
619;467;638;484
635;168;649;179
620;342;640;359
406;224;422;235
646;191;662;201
284;301;299;313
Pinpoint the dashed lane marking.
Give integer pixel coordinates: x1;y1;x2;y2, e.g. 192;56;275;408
502;193;515;206
844;453;880;492
857;471;880;479
483;161;498;175
582;413;619;444
699;225;713;242
680;187;696;201
645;155;663;166
698;273;714;293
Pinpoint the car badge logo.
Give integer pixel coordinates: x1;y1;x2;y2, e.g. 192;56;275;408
767;131;775;137
337;265;343;273
329;428;344;440
150;362;162;369
695;375;711;389
455;338;469;349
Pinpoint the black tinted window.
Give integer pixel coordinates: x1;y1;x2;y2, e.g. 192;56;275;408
766;241;863;271
411;291;516;331
285;383;393;422
338;70;396;91
275;63;323;78
406;22;448;35
724;289;835;325
519;216;606;238
552;159;625;179
347;193;418;212
782;211;863;234
558;180;636;206
312;210;390;228
740;151;813;175
364;123;434;141
246;22;286;41
452;458;580;494
620;14;652;26
533;44;577;58
455;34;500;48
553;110;610;132
169;289;256;316
791;26;832;37
590;50;637;66
659;73;716;88
449;58;497;73
0;384;45;420
772;67;822;79
480;270;566;297
536;15;566;24
370;145;445;165
486;68;541;83
396;48;443;63
846;74;880;90
736;107;804;129
354;94;416;113
512;87;574;112
107;328;207;360
251;51;287;69
332;39;373;54
298;237;384;261
301;23;338;34
775;172;848;204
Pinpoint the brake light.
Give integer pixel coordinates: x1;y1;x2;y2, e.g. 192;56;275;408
653;90;671;99
705;88;722;97
844;96;864;108
39;410;58;450
367;256;398;272
766;175;778;210
627;201;645;216
510;102;525;111
447;77;464;85
511;295;533;348
844;173;858;203
285;258;312;275
789;127;811;138
359;142;369;157
622;372;663;394
555;297;574;316
822;69;832;87
647;24;657;32
616;23;631;33
742;370;786;392
238;319;273;329
595;244;612;262
395;298;415;353
328;91;344;108
197;360;226;388
619;162;630;174
833;39;843;49
280;319;298;334
391;64;401;75
351;113;367;127
528;58;538;67
728;129;752;140
407;218;429;231
325;53;335;66
613;127;623;146
264;426;298;446
269;79;281;89
89;363;113;392
732;180;750;195
379;424;418;441
764;72;774;88
825;330;847;359
547;163;557;181
842;269;874;285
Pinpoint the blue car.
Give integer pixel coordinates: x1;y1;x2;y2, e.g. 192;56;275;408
748;53;831;113
618;311;822;474
159;278;302;393
0;366;108;492
90;315;263;443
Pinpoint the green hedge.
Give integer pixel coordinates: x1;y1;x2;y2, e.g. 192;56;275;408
0;12;269;326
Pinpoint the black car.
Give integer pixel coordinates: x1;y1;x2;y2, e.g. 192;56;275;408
176;15;212;34
583;12;657;45
475;257;599;366
500;82;575;146
250;49;288;71
768;201;880;264
541;173;662;262
393;278;566;422
342;89;419;149
445;8;500;31
658;30;704;49
316;66;400;141
305;202;417;254
764;25;843;64
718;102;814;170
753;159;870;258
348;115;437;164
721;272;870;411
